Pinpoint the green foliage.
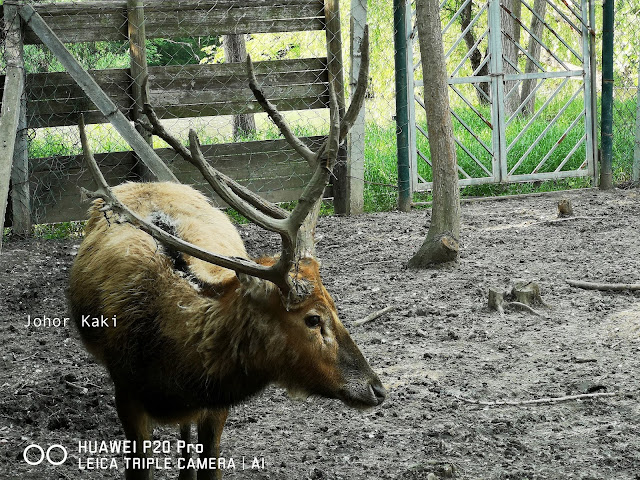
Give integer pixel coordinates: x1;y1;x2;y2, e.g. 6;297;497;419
147;37;220;66
201;32;321;64
32;222;85;239
23;42;129;73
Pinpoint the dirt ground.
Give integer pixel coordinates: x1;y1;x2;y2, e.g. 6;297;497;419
1;187;639;480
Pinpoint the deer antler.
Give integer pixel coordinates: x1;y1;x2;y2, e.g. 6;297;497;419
81;27;370;300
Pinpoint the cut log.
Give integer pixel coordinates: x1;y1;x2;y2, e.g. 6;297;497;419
407;232;459;268
567;280;640;291
557;198;574;217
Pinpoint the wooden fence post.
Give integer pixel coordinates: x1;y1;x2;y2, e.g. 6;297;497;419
324;0;350;215
1;2;27;250
128;0;154;181
347;0;367;215
7;2;31;237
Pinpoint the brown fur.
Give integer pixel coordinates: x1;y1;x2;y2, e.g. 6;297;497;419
68;182;385;480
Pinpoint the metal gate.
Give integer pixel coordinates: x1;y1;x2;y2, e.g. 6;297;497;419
400;0;597;192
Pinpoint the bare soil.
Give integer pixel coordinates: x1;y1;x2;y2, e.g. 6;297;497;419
1;187;640;480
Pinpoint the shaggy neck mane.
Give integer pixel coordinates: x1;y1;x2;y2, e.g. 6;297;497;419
179;275;285;406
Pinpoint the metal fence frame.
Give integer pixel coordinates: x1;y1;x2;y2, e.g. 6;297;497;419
396;0;598;200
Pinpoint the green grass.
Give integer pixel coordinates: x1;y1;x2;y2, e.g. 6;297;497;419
17;92;639;241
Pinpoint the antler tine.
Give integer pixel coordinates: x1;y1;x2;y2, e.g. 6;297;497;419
78;116;291;292
186;130;290;233
310;25;370;163
286;80;340;231
139;76;289;222
246;55;318;167
339;25;370;141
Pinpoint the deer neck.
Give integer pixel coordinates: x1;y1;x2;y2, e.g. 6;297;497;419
178;278;283;404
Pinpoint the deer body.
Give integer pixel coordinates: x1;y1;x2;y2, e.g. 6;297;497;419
68;182;385;480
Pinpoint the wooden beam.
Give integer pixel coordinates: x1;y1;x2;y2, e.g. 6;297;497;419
21;1;326;44
18;3;177;183
6;3;31;236
127;0;154;181
324;0;349;214
0;3;26;251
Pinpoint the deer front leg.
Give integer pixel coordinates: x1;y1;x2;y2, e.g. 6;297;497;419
114;386;152;480
197;409;229;480
178;423;195;480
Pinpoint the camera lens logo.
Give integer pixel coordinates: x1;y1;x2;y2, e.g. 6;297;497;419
23;444;68;466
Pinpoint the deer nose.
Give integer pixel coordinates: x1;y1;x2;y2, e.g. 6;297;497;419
370;381;387;405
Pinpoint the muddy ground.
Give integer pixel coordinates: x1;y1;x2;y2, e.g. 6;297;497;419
1;187;639;480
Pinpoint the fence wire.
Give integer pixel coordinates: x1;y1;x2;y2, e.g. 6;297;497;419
3;0;340;225
611;0;640;183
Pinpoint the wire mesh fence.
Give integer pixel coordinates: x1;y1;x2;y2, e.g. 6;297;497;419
0;0;405;230
3;0;346;226
611;0;640;183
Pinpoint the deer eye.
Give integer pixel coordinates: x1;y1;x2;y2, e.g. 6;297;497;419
304;315;322;328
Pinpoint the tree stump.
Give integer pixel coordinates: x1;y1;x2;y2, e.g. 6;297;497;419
488;281;548;316
557;198;573;217
407;232;459;268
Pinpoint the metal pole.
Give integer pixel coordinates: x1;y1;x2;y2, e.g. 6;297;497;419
600;0;614;189
394;0;412;211
633;61;640;183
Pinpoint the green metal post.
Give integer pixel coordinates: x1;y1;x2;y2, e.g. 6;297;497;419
394;0;412;211
600;0;614;190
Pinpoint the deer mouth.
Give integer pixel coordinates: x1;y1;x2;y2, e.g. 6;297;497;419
339;381;387;409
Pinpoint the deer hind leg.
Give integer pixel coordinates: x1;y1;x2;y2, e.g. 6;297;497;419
114;386;152;480
178;424;195;480
196;408;229;480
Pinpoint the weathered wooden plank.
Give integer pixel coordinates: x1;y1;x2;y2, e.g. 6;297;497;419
183;176;315;200
27;96;328;127
37;182;322;224
174;162;312;185
31;150;134;173
19;3;177;182
148;69;327;93
19;60;326;99
145;17;324;38
150;83;328;107
145;5;323;26
22;3;324;44
150;58;328;78
0;71;24;248
19;58;326;92
30;136;324;173
154;96;328;119
128;0;154;180
24;18;323;43
30;158;136;223
29;0;322;17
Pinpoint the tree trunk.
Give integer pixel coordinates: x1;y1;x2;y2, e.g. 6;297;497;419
501;0;521;117
408;0;461;268
520;0;547;116
224;34;256;139
460;0;490;104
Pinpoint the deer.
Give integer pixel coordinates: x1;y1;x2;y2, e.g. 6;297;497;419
67;29;384;480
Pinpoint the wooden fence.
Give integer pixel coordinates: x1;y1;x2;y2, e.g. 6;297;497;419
0;0;356;228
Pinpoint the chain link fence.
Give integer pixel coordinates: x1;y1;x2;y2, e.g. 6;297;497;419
611;0;640;183
1;0;403;229
3;0;342;227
